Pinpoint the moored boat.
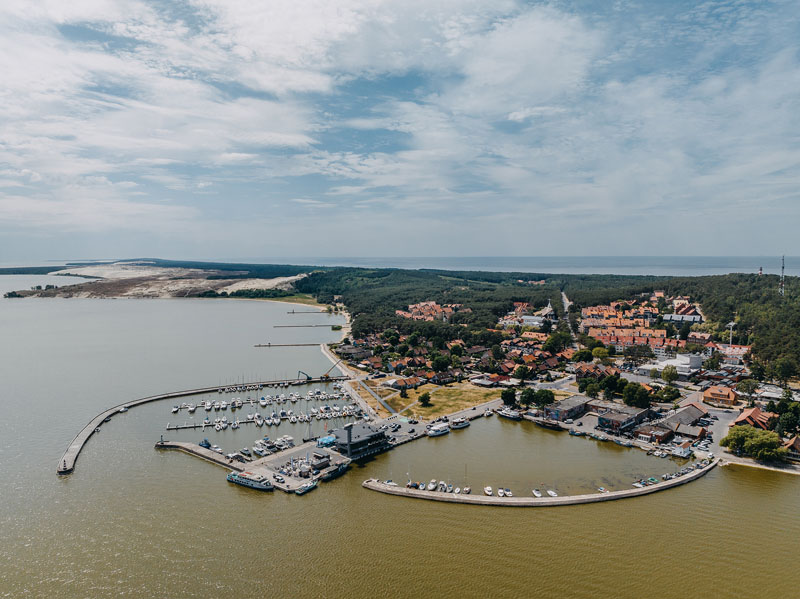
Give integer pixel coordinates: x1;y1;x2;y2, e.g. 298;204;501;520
450;417;470;430
484;486;492;496
532;489;542;498
295;480;318;495
546;489;558;497
227;471;273;491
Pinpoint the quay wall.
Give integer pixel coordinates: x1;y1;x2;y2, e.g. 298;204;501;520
57;375;348;475
362;459;719;507
155;441;244;472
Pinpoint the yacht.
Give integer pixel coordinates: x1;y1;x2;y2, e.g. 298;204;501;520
546;489;558;497
295;480;318;495
226;471;273;491
426;423;450;437
532;489;543;498
450;417;470;430
484;486;493;496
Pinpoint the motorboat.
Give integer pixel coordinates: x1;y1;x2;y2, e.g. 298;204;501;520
496;408;522;420
450;417;470;430
532;489;543;498
463;487;471;495
119;406;129;413
504;488;512;497
446;484;454;493
546;489;558;497
497;488;505;497
484;486;493;496
295;480;318;495
428;479;437;491
171;406;179;414
454;487;461;494
426;423;450;437
227;471;273;491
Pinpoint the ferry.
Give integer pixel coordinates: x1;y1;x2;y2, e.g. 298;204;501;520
226;471;273;491
426;423;450;437
496;408;522;421
295;480;318;495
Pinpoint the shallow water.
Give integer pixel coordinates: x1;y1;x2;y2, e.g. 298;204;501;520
1;277;798;598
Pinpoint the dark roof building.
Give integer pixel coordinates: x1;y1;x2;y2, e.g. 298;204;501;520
331;423;390;460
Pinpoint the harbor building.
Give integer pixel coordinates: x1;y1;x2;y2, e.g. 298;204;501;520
543;395;592;422
332;423;390;460
597;406;649;433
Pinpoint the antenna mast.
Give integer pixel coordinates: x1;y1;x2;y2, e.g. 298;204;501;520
779;255;785;297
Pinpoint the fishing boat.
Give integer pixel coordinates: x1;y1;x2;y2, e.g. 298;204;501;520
450;417;470;430
295;480;318;495
484;486;493;496
532;489;543;498
546;489;558;497
496;408;522;421
227;471;273;491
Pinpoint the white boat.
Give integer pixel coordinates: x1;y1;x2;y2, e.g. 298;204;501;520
532;489;543;498
427;423;450;437
227;471;273;491
504;488;513;497
427;479;437;491
450;417;470;430
484;486;493;496
463;487;471;494
484;409;493;417
119;407;128;413
497;488;505;497
171;406;179;413
546;489;558;497
454;487;461;494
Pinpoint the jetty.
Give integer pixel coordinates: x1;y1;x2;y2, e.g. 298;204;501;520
362;459;719;507
57;374;349;475
155;441;245;471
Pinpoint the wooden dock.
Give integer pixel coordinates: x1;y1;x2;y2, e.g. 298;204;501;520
56;374;349;475
362;459;719;507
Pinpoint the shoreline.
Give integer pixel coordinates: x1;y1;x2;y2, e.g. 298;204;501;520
719;458;800;477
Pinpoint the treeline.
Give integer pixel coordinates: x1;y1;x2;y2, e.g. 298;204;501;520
199;288;293;299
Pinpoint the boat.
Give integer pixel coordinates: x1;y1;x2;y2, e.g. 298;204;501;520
533;418;564;430
226;471;273;491
295;480;318;495
103;417;111;423
454;487;461;494
171;406;179;414
446;484;454;493
199;438;211;449
496;408;522;421
450;417;470;430
484;409;493;417
532;489;542;498
428;479;437;491
119;406;128;413
484;486;493;496
568;430;585;437
546;489;558;497
210;445;223;453
426;423;450;437
463;487;471;495
597;487;609;493
240;447;251;456
497;488;505;497
504;488;513;497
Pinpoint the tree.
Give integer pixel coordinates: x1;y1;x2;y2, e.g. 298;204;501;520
514;365;531;383
520;388;536;407
431;355;450;372
661;365;679;386
775;356;798;386
622;382;651;408
749;361;766;381
649;368;660;380
720;426;787;462
501;388;517;406
735;379;759;407
418;391;431;407
400;388;408;399
776;411;799;437
703;352;722;370
623;345;655;366
585;383;600;398
540;319;552;334
449;343;463;357
533;389;555;408
678;322;691;341
592;347;609;361
572;349;593;362
491;344;505;360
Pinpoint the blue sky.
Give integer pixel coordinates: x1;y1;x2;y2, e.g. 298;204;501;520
0;0;798;261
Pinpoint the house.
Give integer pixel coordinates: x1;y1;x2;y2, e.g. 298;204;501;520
732;407;777;430
660;403;707;433
703;385;738;406
687;332;712;345
635;424;673;444
671;440;694;458
543;395;591;422
597;406;649;433
783;436;800;461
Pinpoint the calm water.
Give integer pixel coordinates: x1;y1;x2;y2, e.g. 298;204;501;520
2;275;799;598
248;255;799;276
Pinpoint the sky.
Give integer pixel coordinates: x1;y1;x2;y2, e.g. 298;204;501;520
0;0;799;262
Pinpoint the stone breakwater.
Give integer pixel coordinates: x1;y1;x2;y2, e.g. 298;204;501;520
362;459;719;507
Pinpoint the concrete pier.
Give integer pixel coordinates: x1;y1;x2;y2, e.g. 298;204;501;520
154;441;245;471
57;375;349;475
362;459;719;507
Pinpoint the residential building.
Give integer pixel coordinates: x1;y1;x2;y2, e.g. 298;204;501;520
732;407;777;430
703;385;738;406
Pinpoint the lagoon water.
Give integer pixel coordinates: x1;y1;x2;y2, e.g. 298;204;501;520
2;275;799;598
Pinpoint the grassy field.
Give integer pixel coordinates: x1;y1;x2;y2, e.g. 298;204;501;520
364;379;397;399
262;293;328;308
404;382;500;419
